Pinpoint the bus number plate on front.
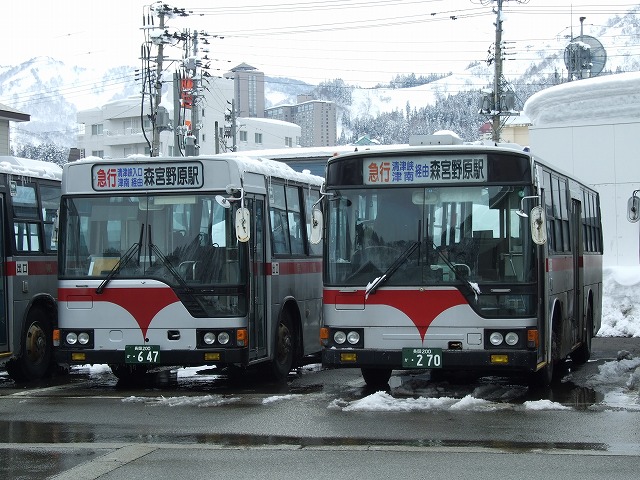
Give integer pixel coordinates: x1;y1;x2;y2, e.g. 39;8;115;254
402;348;443;368
125;345;160;364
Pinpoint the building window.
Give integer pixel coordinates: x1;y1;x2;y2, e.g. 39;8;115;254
240;131;248;142
255;133;263;144
91;150;104;158
248;75;257;117
91;124;103;135
285;137;292;147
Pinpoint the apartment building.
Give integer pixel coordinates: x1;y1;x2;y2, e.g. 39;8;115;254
77;76;234;158
265;97;337;147
224;63;265;118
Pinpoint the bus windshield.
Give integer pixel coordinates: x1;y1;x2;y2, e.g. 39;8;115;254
60;193;245;289
326;185;536;287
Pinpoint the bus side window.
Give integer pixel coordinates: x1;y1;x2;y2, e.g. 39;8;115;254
271;210;290;254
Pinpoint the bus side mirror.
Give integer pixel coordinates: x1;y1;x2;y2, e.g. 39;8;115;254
310;208;323;245
530;205;547;245
628;195;640;223
236;207;250;242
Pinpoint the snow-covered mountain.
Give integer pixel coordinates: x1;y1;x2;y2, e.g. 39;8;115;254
1;4;639;150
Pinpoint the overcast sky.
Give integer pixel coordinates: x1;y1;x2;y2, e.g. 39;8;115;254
0;1;635;86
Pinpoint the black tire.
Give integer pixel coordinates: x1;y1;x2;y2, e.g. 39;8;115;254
109;364;149;384
361;367;392;388
270;310;295;382
571;305;593;365
530;326;559;388
6;306;53;382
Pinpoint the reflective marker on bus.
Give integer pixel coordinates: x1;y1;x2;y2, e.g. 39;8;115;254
0;156;62;381
315;136;603;388
55;154;324;382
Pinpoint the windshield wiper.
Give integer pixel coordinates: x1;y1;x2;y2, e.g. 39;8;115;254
365;241;419;299
432;241;481;300
96;224;144;294
147;225;192;292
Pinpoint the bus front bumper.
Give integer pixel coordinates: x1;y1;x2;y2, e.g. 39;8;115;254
322;348;538;372
55;348;249;368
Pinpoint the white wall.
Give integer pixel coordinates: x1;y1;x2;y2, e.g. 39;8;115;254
525;73;640;266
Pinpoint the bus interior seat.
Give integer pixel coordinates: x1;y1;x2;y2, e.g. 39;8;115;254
474;230;499;280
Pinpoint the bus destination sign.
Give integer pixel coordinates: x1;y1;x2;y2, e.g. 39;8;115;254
92;161;204;191
364;155;487;185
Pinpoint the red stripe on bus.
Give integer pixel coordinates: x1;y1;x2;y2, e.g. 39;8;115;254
4;260;57;276
324;288;467;342
59;287;180;338
545;256;583;272
265;260;322;275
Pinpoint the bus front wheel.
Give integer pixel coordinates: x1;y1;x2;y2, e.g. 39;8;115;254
6;306;53;382
109;364;149;384
270;311;295;382
361;368;392;389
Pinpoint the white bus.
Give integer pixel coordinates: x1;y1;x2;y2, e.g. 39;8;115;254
317;138;603;387
55;154;324;382
0;156;61;381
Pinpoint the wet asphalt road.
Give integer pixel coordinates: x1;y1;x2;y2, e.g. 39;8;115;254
0;337;639;479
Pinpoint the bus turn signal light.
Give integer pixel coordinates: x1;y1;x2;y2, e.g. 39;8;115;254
527;329;539;348
236;329;247;347
320;327;329;346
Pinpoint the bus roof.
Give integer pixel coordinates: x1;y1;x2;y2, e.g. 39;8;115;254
327;143;531;163
66;154;325;187
0;156;62;181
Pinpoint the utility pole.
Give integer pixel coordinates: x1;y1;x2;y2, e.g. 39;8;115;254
151;8;166;157
224;99;237;152
186;31;199;156
491;0;504;142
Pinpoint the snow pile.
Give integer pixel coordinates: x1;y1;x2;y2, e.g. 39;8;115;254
328;391;570;412
599;267;640;337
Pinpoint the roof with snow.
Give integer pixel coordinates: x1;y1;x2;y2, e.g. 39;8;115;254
524;72;640;126
0;102;30;122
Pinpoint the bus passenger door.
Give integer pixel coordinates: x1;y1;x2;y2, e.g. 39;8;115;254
249;196;267;359
0;196;7;356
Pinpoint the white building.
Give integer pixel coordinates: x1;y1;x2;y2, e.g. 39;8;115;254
77;96;171;158
77;76;301;157
235;117;301;151
0;103;29;154
524;72;640;266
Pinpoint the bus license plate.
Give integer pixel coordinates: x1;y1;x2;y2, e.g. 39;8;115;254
125;345;160;364
402;348;443;368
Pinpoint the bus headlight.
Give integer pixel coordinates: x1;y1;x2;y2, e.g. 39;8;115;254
218;332;230;345
66;332;78;345
203;332;216;345
346;331;360;345
489;332;504;346
505;332;519;346
334;331;346;345
78;332;90;345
